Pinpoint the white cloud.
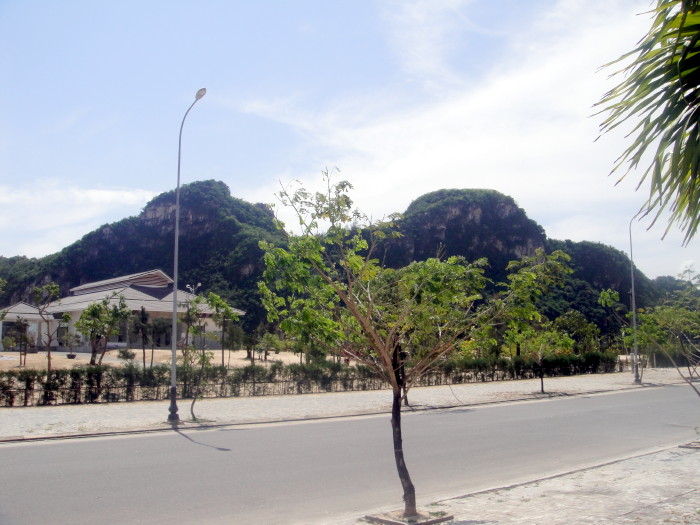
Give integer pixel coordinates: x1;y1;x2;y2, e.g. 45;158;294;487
381;0;475;94
0;183;155;257
5;1;692;279
237;1;698;278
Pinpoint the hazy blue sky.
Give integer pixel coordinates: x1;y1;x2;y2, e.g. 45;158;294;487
1;0;697;278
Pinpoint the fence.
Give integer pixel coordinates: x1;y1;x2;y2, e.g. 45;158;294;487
0;365;585;408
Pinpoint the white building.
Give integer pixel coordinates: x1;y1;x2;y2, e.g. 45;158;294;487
0;269;244;352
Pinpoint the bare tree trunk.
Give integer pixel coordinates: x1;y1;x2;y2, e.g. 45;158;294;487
89;340;99;366
190;396;197;420
399;351;409;406
221;320;226;368
98;338;109;365
45;330;52;373
539;363;545;394
391;388;417;518
664;348;700;399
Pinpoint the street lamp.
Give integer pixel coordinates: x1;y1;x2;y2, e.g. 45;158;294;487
168;87;207;423
628;212;642;384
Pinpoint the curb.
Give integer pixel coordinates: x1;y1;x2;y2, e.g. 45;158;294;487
432;444;699;507
0;383;664;444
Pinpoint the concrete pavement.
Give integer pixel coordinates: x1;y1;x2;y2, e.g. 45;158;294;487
0;368;698;524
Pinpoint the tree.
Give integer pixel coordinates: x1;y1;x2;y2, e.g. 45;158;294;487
258;174;571;518
183;347;215;421
177;286;237;420
131;307;151;369
180;283;204;358
506;322;574;394
13;317;30;367
75;293;130;365
639;268;700;381
0;278;5;319
33;283;69;373
553;310;600;354
60;331;81;358
205;291;239;368
151;317;171;365
597;0;700;243
256;332;283;361
1;335;15;354
600;283;700;398
496;249;572;351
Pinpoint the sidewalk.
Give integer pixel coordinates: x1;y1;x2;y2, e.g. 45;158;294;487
1;369;698;524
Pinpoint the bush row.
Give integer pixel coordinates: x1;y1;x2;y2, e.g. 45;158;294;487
0;352;618;407
440;351;619;378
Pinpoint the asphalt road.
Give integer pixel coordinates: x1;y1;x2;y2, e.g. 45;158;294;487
0;385;696;525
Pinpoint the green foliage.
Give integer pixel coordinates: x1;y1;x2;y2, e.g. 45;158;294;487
519;324;574;359
130;306;151;368
206;291;240;326
0;177;678;354
442;351;617;378
178;285;241;418
0;350;620;407
0;255;44;307
637;269;699;370
543;239;658;326
75;293;130;365
117;348;137;363
259;175;494;395
31;282;69;372
553;310;601;353
259;176;574;400
256;332;284;352
597;0;700;242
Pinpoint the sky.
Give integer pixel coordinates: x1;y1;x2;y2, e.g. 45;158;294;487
1;0;697;279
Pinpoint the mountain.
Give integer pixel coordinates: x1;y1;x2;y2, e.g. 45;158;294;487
0;181;659;334
0;180;285;331
380;189;546;284
377;189;655;332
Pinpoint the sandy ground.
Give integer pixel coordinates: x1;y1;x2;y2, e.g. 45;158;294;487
0;348;303;371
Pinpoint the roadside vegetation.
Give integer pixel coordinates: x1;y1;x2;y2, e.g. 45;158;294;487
0;349;618;408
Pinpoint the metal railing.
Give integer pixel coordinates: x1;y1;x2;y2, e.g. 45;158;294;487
0;368;553;407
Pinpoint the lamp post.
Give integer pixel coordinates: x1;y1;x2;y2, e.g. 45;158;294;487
628;213;642;384
168;87;206;423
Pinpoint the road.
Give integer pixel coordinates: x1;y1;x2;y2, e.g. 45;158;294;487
0;385;697;524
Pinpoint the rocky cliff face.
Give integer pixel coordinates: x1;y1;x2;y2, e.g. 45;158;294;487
381;189;546;282
0;181;658;333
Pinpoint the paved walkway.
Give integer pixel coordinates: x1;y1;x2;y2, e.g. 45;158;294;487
1;369;698;524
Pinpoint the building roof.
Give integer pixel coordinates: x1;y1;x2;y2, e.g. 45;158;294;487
0;302;46;322
48;270;244;317
2;270;245;319
70;269;173;296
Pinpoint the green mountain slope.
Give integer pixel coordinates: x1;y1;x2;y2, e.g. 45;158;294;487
0;181;661;335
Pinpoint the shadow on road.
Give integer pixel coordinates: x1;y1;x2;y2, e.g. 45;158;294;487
172;427;231;451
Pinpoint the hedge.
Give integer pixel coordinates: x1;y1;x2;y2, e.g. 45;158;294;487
0;351;619;407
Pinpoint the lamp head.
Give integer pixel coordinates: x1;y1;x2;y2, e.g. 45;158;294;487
195;88;207;100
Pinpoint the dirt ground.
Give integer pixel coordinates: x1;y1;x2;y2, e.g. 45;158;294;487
0;348;304;371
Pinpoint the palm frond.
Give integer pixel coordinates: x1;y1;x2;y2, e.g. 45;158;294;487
596;0;700;244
